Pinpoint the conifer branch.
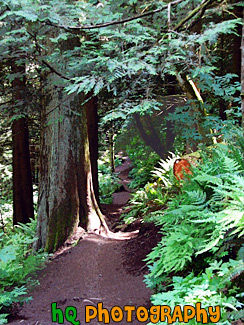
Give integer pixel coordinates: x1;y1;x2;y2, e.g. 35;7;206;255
41;60;71;81
173;0;215;31
46;0;183;31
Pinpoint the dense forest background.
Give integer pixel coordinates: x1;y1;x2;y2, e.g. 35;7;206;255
0;0;244;323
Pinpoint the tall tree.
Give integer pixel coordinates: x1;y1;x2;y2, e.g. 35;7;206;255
241;14;244;129
35;89;108;252
11;61;34;225
86;94;100;204
34;33;108;252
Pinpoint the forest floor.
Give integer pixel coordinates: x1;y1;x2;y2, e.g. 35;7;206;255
9;155;161;325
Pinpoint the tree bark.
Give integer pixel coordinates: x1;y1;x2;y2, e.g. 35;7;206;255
35;83;79;252
78;103;107;233
108;126;115;173
232;5;243;80
218;17;227;120
241;14;244;129
35;82;108;252
11;61;34;225
34;31;108;252
86;95;100;204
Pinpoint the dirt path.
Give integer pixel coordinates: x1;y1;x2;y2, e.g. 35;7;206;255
9;156;156;325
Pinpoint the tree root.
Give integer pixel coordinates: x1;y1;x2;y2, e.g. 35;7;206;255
88;227;139;240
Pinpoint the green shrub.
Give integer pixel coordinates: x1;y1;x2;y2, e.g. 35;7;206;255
142;132;244;324
126;135;160;189
146;142;244;278
121;153;179;224
98;158;120;204
0;219;47;323
147;259;244;325
122;181;169;225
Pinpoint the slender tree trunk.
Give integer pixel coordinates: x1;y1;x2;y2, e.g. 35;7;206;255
241;15;244;129
78;103;107;232
108;125;115;173
11;61;34;225
232;5;243;80
176;73;211;151
219;18;227;120
86;95;99;204
175;11;212;151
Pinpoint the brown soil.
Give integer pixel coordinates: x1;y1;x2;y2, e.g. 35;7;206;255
8;156;160;325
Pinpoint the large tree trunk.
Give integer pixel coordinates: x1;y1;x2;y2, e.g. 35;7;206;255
11;61;34;225
35;83;79;251
34;68;111;253
34;81;108;252
34;29;109;252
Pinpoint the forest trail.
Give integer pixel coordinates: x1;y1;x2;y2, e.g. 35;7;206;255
9;156;159;325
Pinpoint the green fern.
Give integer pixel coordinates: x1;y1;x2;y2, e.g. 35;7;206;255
148;259;244;325
146;138;244;280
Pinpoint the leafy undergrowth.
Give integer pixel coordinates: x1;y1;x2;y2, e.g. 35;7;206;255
122;152;179;225
126;135;160;189
123;128;244;324
0;219;47;324
98;154;121;204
